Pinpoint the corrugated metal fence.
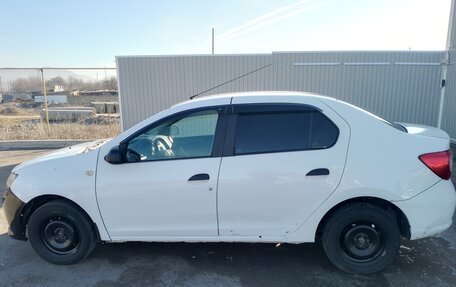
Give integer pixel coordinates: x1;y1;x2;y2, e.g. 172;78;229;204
441;51;456;139
117;51;455;140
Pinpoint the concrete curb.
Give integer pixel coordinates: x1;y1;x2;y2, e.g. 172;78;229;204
0;140;89;150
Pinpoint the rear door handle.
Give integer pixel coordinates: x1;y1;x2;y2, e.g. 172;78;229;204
188;173;210;181
306;168;330;176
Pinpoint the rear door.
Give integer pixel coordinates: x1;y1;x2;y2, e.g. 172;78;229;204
217;96;350;237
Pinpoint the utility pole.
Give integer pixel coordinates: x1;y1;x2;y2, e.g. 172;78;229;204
212;28;215;55
0;75;3;95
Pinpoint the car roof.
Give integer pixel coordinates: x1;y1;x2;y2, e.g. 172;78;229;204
171;91;334;110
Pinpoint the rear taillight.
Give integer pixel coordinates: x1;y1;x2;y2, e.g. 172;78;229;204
419;150;452;180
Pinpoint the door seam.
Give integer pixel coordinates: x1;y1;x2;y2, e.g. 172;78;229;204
215;157;224;236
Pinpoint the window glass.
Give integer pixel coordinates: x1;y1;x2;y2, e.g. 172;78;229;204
126;110;218;162
234;111;338;155
310;112;339;148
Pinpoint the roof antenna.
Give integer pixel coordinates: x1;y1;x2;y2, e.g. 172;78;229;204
190;63;272;100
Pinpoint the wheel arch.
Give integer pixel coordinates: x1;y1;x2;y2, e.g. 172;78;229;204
21;194;101;242
315;196;411;241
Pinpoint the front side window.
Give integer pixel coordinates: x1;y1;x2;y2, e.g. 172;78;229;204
234;111;338;155
126;110;219;162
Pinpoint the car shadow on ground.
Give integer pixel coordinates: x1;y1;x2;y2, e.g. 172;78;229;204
1;232;454;287
90;237;456;287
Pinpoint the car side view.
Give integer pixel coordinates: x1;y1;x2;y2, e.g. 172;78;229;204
3;91;456;274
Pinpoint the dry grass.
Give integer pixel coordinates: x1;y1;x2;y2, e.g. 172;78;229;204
0;117;121;140
0;105;39;116
0;103;121;140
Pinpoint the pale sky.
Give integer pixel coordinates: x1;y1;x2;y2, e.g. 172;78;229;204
0;0;452;69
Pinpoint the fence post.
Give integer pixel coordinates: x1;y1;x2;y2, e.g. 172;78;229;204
40;68;50;135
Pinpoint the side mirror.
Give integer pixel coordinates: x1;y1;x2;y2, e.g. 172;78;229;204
104;145;124;164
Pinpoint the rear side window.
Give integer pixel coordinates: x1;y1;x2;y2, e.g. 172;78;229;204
234;111;338;155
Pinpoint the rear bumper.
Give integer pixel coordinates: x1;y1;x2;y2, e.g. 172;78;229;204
394;180;456;240
2;188;27;241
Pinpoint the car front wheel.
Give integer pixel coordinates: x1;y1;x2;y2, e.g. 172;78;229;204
27;200;97;265
322;202;400;274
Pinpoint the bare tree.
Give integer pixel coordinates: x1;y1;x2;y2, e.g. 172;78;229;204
9;76;118;93
106;77;118;90
10;76;41;93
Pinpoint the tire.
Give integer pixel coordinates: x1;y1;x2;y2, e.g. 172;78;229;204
322;202;400;274
27;200;97;265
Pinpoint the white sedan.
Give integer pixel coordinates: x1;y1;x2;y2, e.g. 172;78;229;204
3;91;455;274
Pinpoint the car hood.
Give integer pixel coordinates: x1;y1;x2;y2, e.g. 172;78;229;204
12;138;111;173
398;123;450;139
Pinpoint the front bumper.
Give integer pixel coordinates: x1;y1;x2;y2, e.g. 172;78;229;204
394;179;456;240
2;188;27;241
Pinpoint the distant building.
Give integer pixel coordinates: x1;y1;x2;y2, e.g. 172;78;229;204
69;90;79;96
35;95;68;105
2;94;12;102
53;85;64;92
2;93;33;103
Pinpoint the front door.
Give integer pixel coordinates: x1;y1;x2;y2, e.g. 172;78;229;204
96;108;225;240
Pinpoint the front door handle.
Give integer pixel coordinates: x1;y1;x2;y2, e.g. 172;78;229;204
306;168;330;176
188;173;210;181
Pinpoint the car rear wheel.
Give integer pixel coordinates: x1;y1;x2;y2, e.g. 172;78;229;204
28;200;97;264
322;202;400;274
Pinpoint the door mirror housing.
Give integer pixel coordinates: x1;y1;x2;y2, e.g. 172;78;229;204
104;145;124;164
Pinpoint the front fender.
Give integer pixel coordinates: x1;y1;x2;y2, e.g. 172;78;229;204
10;148;110;241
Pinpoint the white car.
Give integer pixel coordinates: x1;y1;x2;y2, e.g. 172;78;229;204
3;91;456;274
